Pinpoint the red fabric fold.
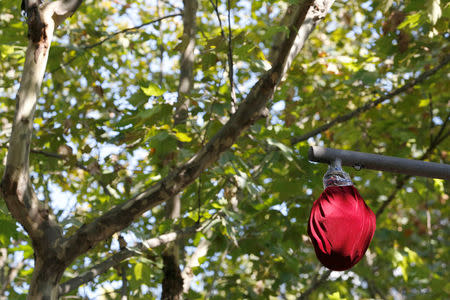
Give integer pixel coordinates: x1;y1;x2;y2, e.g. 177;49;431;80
308;185;376;271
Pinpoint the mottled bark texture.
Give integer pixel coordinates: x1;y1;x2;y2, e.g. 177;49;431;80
1;1;82;299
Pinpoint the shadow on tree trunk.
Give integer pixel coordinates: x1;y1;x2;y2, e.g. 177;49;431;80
162;253;183;300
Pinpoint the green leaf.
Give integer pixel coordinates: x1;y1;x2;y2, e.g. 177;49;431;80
418;99;430;107
174;131;192;142
198;256;207;265
0;217;17;245
128;89;149;106
264;25;289;40
0;45;15;58
201;53;218;71
327;292;345;300
354;69;378;85
134;262;143;281
141;83;166;97
398;13;422;29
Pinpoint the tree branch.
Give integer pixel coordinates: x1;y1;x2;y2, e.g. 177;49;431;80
164;1;198;298
1;0;83;259
364;275;386;299
375;176;408;218
182;237;211;293
62;0;317;268
291;54;450;145
83;13;183;51
2;2;84;297
58;248;138;296
270;0;335;77
29;148;114;196
173;1;197;125
58;226;197;296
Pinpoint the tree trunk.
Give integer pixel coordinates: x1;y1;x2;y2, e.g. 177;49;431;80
161;253;183;300
162;0;198;298
28;257;64;300
3;2;83;298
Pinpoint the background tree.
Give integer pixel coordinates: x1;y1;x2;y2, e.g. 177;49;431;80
0;0;449;299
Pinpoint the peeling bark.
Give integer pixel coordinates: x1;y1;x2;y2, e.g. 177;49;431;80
2;0;61;254
2;1;83;299
22;0;47;62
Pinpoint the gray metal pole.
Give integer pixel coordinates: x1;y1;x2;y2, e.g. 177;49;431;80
308;146;450;180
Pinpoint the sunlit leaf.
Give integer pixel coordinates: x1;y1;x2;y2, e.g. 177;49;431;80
174;131;192;142
141;83;166;97
134;263;143;281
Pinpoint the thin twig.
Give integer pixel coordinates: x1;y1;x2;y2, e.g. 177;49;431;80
291;54;450;145
209;0;237;113
364;275;387;299
209;0;224;31
84;13;182;50
50;13;182;73
431;111;450;146
227;0;237;113
31;148;113;197
58;248;139;296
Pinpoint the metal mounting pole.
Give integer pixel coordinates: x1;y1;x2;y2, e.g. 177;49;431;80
308;146;450;180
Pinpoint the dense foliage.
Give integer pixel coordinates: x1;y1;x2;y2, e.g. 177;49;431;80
0;0;449;298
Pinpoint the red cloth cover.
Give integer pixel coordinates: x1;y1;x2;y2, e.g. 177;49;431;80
308;185;376;271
